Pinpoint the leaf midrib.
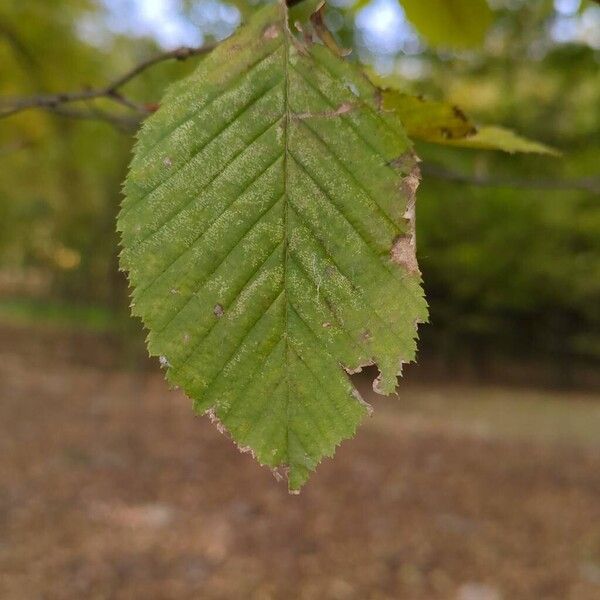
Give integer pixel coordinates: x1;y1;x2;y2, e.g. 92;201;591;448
281;4;293;466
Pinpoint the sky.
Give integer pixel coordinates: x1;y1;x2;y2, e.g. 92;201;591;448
99;0;241;47
91;0;600;53
95;0;419;51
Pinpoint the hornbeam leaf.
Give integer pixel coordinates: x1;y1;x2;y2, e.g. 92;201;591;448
439;125;560;155
380;89;476;142
118;0;427;492
378;88;559;155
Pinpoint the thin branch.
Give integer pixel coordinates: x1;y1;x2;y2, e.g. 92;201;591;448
0;44;216;120
106;91;147;114
52;105;141;133
105;45;215;91
421;163;600;194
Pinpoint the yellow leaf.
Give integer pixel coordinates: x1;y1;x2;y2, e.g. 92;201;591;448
442;126;560;156
378;87;559;155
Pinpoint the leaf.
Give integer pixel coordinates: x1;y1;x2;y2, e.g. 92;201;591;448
118;0;427;492
380;89;476;141
379;88;559;155
440;125;560;155
398;0;493;49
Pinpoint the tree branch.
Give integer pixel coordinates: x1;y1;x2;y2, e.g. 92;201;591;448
0;44;216;120
50;105;141;133
421;163;600;194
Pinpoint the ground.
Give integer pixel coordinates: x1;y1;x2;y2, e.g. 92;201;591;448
0;325;599;599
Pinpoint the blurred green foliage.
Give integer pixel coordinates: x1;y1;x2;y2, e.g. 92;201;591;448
399;0;492;49
0;0;598;372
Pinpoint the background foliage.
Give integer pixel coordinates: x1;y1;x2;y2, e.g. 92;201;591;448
0;0;598;381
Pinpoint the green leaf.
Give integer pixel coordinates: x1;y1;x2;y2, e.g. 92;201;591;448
118;1;427;492
399;0;493;49
379;88;559;155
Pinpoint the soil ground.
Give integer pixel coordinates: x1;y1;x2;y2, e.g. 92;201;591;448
1;325;599;599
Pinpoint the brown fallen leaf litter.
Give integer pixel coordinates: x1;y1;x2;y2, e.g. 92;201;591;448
1;324;599;599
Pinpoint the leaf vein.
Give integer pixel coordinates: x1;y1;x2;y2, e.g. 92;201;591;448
131;42;285;168
172;241;284;384
133;148;285;307
125;91;284;241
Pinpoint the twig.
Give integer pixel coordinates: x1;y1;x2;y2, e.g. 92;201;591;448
0;44;216;120
104;45;215;91
53;105;141;133
421;163;600;194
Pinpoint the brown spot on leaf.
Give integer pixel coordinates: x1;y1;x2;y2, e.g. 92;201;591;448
402;166;419;222
213;304;224;318
452;105;469;122
293;102;356;120
390;155;421;275
263;24;280;40
390;235;419;274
